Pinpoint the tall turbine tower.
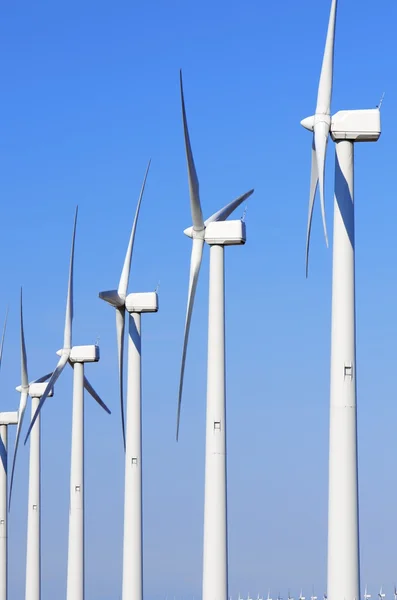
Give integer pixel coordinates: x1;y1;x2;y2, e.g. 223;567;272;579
0;313;17;600
177;71;254;600
99;161;157;600
25;208;110;600
301;2;381;599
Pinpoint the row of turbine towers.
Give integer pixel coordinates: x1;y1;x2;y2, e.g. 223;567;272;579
0;0;383;599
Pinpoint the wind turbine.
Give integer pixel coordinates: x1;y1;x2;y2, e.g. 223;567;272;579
364;586;371;600
288;591;294;600
267;590;272;600
393;586;397;600
176;70;254;600
310;589;317;600
0;313;17;600
99;161;157;600
24;208;110;600
301;2;381;600
8;290;106;600
378;588;385;600
299;591;305;600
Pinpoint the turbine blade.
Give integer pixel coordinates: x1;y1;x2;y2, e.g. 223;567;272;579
20;289;28;388
0;307;9;372
180;70;204;231
64;207;78;351
205;189;254;225
314;121;329;246
116;307;126;450
316;0;337;115
24;354;69;444
31;372;53;384
117;160;151;299
9;391;28;506
305;136;319;277
83;376;111;414
176;237;204;440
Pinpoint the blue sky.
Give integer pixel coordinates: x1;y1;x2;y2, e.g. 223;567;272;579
0;0;396;598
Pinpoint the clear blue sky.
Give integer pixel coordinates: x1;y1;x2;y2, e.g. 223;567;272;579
0;0;396;598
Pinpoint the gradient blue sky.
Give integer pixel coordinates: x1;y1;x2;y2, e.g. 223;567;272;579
0;0;396;598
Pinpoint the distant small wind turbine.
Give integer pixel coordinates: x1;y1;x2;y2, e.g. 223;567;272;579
310;589;317;600
364;586;371;600
378;587;385;600
288;591;294;600
267;590;273;600
299;590;305;600
25;208;110;600
177;69;254;600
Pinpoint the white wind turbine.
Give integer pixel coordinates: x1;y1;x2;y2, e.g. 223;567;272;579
176;70;254;600
99;161;157;600
364;586;371;600
8;290;107;600
378;588;385;600
288;591;294;600
301;2;381;600
299;591;305;600
24;208;110;600
0;313;17;600
267;590;273;600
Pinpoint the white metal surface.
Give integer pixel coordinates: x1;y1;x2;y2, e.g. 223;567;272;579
26;397;41;600
331;109;381;142
204;220;246;246
67;362;85;600
202;244;228;600
0;425;7;600
29;383;53;399
69;345;99;363
122;312;143;600
327;140;360;600
125;292;158;314
0;413;18;426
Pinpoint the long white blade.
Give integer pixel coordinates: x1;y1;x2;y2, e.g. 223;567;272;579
316;0;337;115
83;376;111;414
24;354;69;444
205;189;254;225
9;391;28;505
64;207;78;350
9;291;30;504
20;289;28;388
118;160;151;299
116;307;126;449
180;70;204;231
0;308;8;372
305;137;319;276
176;237;204;440
314;121;329;246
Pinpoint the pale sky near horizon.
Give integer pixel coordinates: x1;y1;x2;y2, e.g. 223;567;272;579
0;0;396;598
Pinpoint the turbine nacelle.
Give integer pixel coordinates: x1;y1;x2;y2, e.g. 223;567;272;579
15;382;54;398
0;411;18;425
125;292;159;314
56;345;100;363
184;220;246;246
330;108;381;142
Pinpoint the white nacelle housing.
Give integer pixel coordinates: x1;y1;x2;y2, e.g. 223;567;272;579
69;345;100;363
331;109;381;142
0;411;18;425
204;220;246;246
125;292;158;314
29;382;54;398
